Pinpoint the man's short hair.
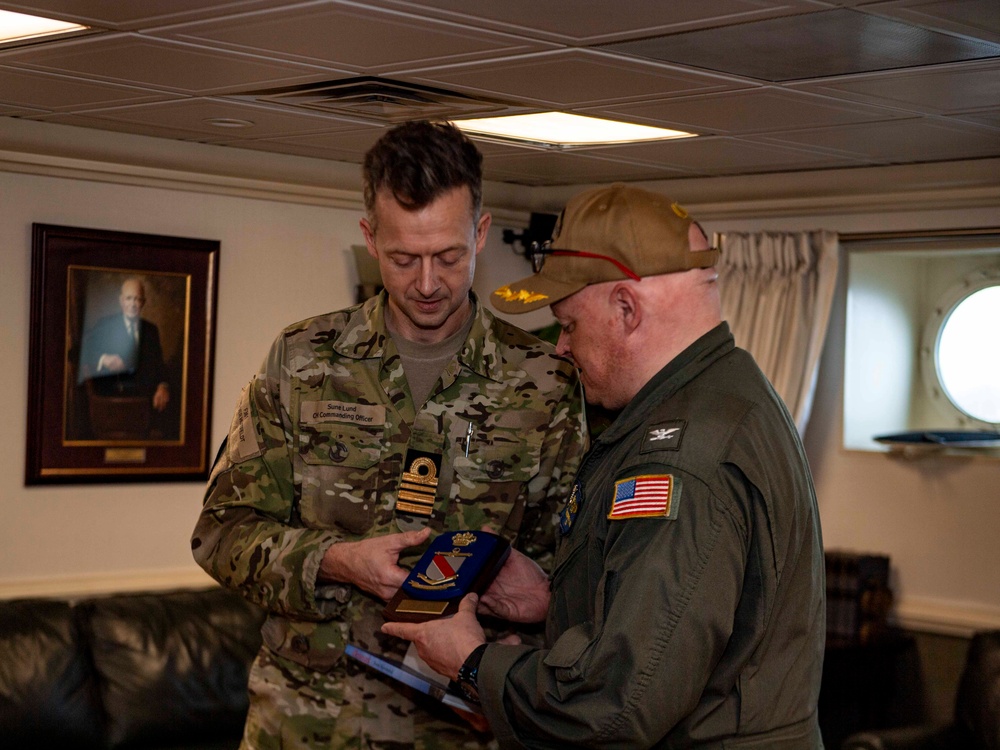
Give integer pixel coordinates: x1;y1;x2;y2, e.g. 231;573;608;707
362;121;483;225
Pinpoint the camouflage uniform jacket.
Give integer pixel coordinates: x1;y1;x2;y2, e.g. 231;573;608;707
192;291;587;742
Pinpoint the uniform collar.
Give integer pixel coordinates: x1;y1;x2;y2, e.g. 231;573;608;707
332;290;506;383
596;322;734;445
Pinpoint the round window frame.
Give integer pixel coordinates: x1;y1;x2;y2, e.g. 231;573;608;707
920;265;1000;427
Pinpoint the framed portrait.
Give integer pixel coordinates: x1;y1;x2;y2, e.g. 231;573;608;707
26;224;220;484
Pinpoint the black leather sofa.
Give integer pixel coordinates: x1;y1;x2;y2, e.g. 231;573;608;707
841;629;1000;750
0;586;265;750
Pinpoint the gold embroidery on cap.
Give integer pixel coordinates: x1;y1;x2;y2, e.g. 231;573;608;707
670;202;689;219
493;285;549;304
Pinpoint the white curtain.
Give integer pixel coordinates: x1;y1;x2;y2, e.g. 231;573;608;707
716;230;839;435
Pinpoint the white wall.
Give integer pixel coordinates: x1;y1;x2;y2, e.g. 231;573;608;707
0;171;347;593
2;122;999;635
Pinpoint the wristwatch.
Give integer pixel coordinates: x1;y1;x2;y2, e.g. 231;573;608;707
456;643;489;704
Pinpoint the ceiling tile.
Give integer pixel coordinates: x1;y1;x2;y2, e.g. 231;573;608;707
757;118;1000;162
216;127;388;162
151;3;548;73
0;34;331;94
600;8;1000;81
406;50;748;108
374;0;823;43
0;103;45;117
793;61;1000;114
869;0;1000;44
0;65;177;110
481;149;689;186
585;87;906;134
28;98;368;141
0;1;288;29
949;109;1000;129
584;136;865;174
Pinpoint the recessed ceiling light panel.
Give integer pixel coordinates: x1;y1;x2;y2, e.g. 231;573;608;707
0;9;89;46
451;112;696;149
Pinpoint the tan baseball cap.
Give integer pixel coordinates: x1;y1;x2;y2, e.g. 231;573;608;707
492;183;719;313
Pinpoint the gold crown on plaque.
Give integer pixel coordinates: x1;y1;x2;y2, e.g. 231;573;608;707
452;531;476;547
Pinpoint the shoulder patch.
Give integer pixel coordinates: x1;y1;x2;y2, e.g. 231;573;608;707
640;420;686;452
228;382;265;463
608;474;680;521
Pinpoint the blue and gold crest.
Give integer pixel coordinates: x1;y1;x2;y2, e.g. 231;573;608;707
384;530;511;622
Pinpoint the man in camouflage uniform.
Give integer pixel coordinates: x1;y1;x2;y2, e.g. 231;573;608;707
191;120;587;750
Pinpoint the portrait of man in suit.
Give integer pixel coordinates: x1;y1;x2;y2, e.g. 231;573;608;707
68;272;184;442
78;277;171;409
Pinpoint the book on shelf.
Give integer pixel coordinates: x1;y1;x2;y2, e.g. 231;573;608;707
825;550;893;646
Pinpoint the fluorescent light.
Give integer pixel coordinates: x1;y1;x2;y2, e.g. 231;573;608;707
0;10;88;45
451;112;696;148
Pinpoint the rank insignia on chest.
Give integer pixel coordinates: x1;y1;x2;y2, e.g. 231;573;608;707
383;530;511;622
641;420;686;452
395;449;442;517
608;474;680;520
559;482;581;535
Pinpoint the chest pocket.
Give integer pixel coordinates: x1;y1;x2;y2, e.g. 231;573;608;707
298;424;383;535
450;438;542;530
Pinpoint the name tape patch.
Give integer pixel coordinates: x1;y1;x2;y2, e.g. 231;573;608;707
229;383;264;462
300;400;386;427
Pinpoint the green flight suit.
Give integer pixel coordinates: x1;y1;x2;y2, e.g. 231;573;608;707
192;292;587;749
479;323;826;749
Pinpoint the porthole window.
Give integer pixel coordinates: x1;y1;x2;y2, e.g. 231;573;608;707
921;267;1000;426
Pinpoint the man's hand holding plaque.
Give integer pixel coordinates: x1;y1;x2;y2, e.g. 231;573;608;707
383;530;511;623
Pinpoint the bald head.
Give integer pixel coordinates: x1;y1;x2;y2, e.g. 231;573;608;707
119;278;146;322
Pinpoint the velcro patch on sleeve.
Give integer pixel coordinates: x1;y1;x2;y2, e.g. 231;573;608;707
228;382;265;463
608;474;680;520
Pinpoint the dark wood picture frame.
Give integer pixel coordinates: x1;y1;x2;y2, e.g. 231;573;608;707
26;224;219;484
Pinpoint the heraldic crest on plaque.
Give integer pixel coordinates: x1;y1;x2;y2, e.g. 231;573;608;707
383;530;511;623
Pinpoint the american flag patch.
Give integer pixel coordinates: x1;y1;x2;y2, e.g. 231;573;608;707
608;474;676;520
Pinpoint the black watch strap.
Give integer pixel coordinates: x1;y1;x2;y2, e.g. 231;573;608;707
456;643;489;704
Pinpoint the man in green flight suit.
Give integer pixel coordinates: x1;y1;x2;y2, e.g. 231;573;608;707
191;121;587;749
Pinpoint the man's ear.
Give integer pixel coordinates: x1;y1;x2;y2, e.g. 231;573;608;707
474;211;492;256
360;217;378;259
611;282;641;334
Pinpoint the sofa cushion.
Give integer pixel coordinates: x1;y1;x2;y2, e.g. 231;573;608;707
0;598;105;749
955;629;1000;750
80;588;264;749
